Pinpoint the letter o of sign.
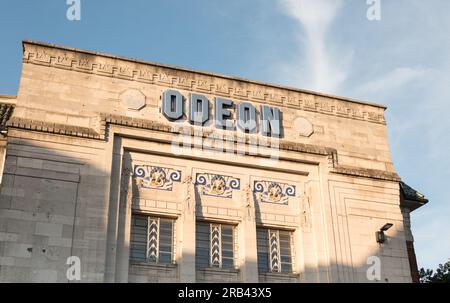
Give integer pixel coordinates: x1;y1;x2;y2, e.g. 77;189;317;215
162;89;184;121
237;102;257;133
189;93;210;125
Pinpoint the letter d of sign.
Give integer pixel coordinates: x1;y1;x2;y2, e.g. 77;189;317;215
261;105;281;137
162;89;183;121
189;93;209;125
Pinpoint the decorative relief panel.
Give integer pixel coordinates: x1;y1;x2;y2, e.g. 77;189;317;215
195;173;240;199
133;165;181;191
253;181;296;205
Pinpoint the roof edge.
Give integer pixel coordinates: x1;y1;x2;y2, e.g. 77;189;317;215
22;40;387;110
400;181;429;213
0;94;17;99
0;95;17;105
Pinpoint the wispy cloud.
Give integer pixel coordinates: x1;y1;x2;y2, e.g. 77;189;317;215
277;0;348;93
275;0;450;270
352;67;431;97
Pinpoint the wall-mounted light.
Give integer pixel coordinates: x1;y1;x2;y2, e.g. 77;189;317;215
376;223;393;244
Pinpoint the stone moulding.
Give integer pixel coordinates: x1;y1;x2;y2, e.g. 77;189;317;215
22;40;386;125
9;41;399;182
0;103;15;132
331;165;400;182
6;116;103;139
5;113;400;182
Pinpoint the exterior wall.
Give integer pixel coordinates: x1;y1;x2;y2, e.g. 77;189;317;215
402;207;420;283
0;130;109;282
0;41;413;283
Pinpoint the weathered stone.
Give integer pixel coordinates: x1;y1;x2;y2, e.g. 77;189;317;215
119;89;146;110
293;117;314;137
0;40;427;284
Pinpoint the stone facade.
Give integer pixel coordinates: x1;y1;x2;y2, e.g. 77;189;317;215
0;41;427;283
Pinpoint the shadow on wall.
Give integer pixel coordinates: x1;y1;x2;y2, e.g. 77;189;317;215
0;131;110;283
0;134;413;283
253;192;412;283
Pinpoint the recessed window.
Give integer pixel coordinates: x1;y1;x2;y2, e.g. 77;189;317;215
257;228;294;273
196;222;236;269
130;215;175;264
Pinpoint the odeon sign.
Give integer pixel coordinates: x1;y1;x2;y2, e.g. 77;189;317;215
161;89;282;138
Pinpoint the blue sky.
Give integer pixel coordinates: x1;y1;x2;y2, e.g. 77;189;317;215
0;0;448;270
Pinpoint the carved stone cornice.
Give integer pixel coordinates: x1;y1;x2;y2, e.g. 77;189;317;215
22;40;387;125
6;113;400;182
6;116;102;139
331;165;400;182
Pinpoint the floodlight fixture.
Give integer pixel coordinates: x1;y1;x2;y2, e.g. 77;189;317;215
376;223;394;244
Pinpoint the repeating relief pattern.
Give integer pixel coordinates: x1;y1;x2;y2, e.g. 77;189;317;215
269;230;281;273
23;43;386;125
210;224;221;267
195;173;240;199
134;165;182;191
148;218;159;262
253;181;296;205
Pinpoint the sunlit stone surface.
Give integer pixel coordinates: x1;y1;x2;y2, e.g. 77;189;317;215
0;41;427;283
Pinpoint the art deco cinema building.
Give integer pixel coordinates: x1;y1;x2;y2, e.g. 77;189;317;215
0;41;428;283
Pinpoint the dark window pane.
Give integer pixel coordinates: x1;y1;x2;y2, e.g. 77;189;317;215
220;224;234;267
222;243;233;252
130;215;149;262
281;263;292;272
159;252;172;263
222;258;233;268
134;218;148;227
222;250;233;258
196;222;210;269
158;218;174;264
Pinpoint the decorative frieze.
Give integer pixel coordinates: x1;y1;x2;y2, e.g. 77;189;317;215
133;165;181;191
22;41;386;125
253;181;296;205
195;173;240;199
